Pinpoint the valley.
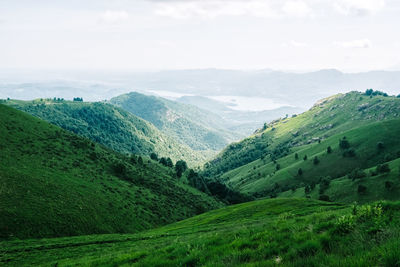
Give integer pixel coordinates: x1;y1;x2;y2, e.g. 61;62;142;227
1;89;400;266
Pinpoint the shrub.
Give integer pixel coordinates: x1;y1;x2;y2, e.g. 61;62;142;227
377;142;385;150
298;168;303;176
295;153;299;160
335;215;356;234
319;195;330;201
313;156;320;165
303;155;308;161
357;185;367;194
376;163;390;174
319;177;331;194
275;164;280;171
339;137;350;149
113;162;127;177
343;148;356;157
137;156;143;165
347;168;366;180
385;181;394;190
305;185;311;194
327;146;332;154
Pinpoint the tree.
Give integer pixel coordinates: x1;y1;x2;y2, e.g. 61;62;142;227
73;97;83;102
295;153;299;160
159;157;168;166
313;156;320;165
365;89;373;96
339;137;350;149
175;160;188;178
130;155;137;164
327;146;332;154
303;155;308;161
276;164;281;171
298;168;303;176
137;156;143;165
166;157;173;168
150;153;158;161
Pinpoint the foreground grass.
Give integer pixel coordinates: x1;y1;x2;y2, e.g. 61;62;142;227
2;198;400;266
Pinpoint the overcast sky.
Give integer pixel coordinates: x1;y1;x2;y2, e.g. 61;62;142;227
1;0;399;72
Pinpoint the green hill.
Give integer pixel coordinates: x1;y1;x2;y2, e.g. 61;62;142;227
203;91;400;178
219;119;400;199
0;103;222;239
110;92;242;151
2;198;400;266
5;99;208;166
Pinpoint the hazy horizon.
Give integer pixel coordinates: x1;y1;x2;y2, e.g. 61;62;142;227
1;0;400;72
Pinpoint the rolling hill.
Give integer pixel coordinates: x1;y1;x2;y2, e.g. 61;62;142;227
2;198;400;266
203;91;400;201
5;99;208;166
0;103;222;239
109;92;242;151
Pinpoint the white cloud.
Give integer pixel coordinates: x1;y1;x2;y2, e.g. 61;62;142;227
333;0;385;16
153;0;385;19
99;10;129;23
154;1;279;19
282;40;309;47
282;1;312;18
334;39;372;48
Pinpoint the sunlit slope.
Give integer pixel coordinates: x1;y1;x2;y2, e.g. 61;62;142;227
0;104;222;239
2;198;400;266
5;99;207;166
219;119;400;198
203;91;400;177
279;157;400;203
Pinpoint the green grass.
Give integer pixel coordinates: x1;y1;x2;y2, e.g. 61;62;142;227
2;198;400;266
4;99;209;166
279;157;400;203
0;103;223;239
220;119;400;199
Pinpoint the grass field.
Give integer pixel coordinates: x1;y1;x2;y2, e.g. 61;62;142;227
1;198;400;266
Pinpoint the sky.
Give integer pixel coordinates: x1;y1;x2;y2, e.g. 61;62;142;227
1;0;399;72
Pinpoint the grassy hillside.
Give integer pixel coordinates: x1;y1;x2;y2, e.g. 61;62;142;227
0;103;222;239
5;99;208;166
203;91;400;178
279;158;400;203
2;198;400;266
219;119;400;199
110;92;242;151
